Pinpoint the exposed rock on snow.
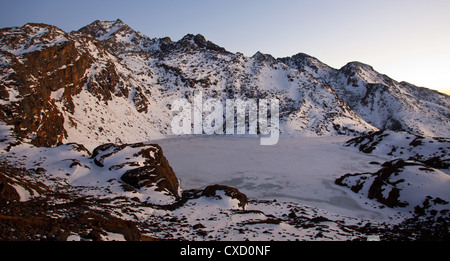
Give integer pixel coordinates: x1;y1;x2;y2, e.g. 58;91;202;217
200;184;248;210
335;159;450;218
90;143;180;198
339;131;450;219
345;130;450;162
0;163;142;241
0;173;21;203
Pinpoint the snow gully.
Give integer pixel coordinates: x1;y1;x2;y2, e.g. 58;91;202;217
171;91;280;145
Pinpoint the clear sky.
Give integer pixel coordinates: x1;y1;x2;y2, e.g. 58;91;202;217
1;0;449;94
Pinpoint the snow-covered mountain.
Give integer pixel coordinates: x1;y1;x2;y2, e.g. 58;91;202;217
279;54;450;137
1;20;449;150
1;20;448;151
0;20;383;149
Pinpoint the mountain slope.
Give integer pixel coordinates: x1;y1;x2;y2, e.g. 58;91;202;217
0;22;165;148
0;20;378;150
1;19;448;152
279;54;450;137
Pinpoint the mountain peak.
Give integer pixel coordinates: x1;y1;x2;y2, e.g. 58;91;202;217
176;33;228;53
339;61;394;86
2;22;66;35
91;18;126;28
341;61;374;71
290;52;314;60
114;18;125;25
179;33;206;45
194;34;206;44
277;52;333;75
252;51;264;57
0;22;68;56
252;51;276;63
78;19;130;40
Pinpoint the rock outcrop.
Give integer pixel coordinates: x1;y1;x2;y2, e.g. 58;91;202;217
201;184;248;210
90;143;180;198
335;159;450;214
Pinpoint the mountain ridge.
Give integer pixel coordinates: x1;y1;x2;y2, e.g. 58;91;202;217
0;20;448;150
280;52;450;137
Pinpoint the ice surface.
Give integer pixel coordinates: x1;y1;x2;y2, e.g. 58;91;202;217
157;136;395;220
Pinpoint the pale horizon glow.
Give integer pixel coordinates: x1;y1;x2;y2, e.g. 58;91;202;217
1;0;449;95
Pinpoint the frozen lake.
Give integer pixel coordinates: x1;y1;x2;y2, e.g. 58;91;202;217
157;136;394;220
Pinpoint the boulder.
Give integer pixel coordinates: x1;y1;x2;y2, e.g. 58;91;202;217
90;143;180;198
201;184;248;210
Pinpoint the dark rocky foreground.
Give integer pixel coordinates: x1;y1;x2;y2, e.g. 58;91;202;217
0;160;250;241
0;163;131;240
